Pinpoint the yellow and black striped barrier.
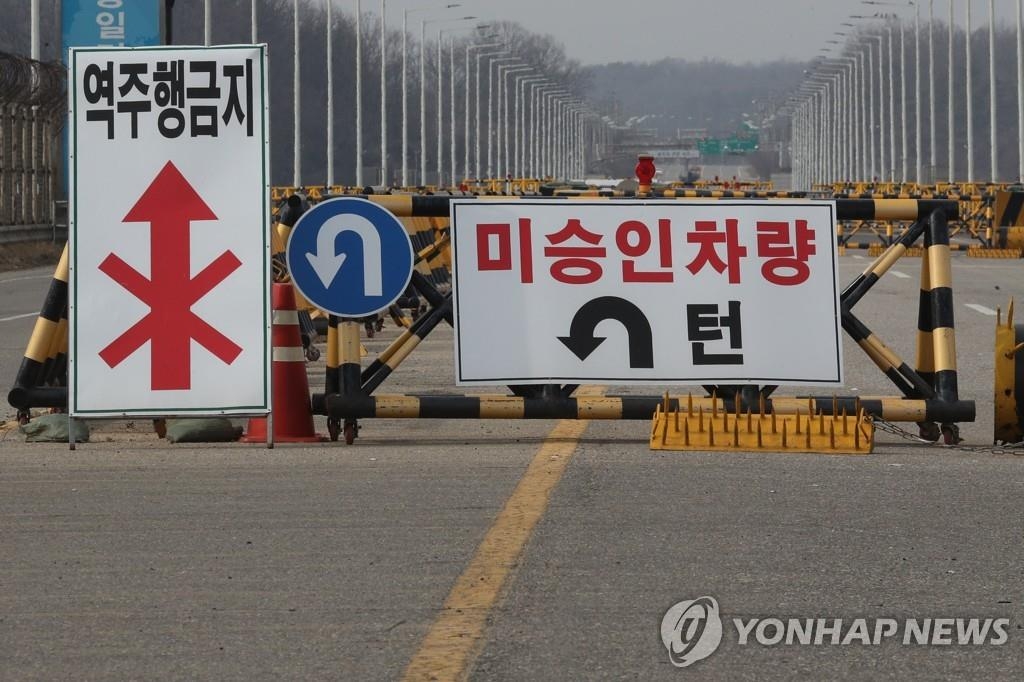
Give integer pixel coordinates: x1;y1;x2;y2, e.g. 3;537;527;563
310;195;960;223
994;300;1024;444
311;392;973;425
7;243;70;420
305;196;974;445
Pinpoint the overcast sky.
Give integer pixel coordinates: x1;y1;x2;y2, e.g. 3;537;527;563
381;0;1023;65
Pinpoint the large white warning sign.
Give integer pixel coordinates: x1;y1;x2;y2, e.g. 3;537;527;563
452;200;843;386
68;45;270;417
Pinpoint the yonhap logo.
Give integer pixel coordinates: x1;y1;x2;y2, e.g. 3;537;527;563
659;595;1009;670
660;596;724;667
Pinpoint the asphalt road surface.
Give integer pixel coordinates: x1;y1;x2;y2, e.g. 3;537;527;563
2;252;1024;681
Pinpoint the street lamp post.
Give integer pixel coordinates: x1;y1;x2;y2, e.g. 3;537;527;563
887;23;896;183
464;42;502;181
921;2;929;182
356;0;363;186
436;25;482;187
380;0;387;186
327;0;334;186
949;0;955;182
989;0;997;181
401;5;459;187
930;0;937;182
1019;0;1024;182
517;76;546;178
476;51;508;179
499;65;532;179
294;0;302;187
900;20;908;183
966;0;974;183
420;14;475;185
866;34;885;182
486;56;517;178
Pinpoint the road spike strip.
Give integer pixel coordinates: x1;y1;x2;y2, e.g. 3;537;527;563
1008;298;1015;329
649;395;874;454
687;393;694;416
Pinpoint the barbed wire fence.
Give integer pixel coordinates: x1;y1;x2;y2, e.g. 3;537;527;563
0;51;66;232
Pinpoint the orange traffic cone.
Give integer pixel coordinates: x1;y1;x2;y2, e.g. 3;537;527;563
243;283;322;443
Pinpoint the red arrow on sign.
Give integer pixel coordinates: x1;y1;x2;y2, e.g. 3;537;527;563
98;160;243;390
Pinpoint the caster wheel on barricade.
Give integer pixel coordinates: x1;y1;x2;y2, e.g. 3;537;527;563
343;419;359;445
16;409;30;426
918;422;941;442
305;345;321;362
328;418;341;442
375;319;384;332
941;423;962;445
364;323;375;339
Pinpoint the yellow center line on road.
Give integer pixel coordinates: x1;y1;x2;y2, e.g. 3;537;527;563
401;386;605;682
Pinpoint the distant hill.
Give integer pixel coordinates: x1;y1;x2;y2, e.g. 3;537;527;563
584;59;807;137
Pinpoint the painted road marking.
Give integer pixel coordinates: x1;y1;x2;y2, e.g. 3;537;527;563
0;312;38;323
852;254;865;260
402;387;603;681
0;274;51;286
964;303;997;316
891;271;911;279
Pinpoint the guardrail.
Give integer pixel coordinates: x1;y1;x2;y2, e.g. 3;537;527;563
0;224;64;245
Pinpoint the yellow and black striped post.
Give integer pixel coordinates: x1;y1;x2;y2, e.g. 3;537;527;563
916;231;936;389
994;189;1024;249
7;243;70;419
335;319;363;443
925;210;960;444
325;316;340;397
271;194;308;282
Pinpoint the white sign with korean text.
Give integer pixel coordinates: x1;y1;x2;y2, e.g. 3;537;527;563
451;200;843;386
68;46;271;417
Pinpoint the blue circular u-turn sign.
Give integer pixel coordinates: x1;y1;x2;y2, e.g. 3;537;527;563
286;198;415;317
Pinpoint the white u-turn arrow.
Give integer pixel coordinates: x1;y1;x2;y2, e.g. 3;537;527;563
305;213;383;295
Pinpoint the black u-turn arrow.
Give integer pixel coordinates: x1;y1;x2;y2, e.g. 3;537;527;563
557;296;654;368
